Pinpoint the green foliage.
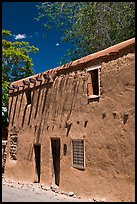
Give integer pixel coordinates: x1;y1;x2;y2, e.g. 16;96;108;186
36;2;135;63
2;30;39;82
2;29;39;125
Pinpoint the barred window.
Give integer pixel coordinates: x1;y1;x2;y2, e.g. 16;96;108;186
10;133;18;160
72;139;84;169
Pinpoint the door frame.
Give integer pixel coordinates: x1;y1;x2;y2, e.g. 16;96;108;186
34;143;41;183
51;138;60;186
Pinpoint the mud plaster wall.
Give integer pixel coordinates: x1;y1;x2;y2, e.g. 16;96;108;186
5;51;135;202
2;126;8;172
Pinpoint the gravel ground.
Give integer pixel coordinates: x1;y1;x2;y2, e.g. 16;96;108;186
2;175;102;202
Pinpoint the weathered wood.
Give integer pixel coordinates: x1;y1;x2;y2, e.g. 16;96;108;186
23;80;30;86
29;78;36;84
36;77;43;82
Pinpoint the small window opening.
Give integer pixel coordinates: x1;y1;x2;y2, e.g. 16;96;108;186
64;144;67;155
72;139;84;169
87;65;101;99
91;69;99;95
26;90;31;105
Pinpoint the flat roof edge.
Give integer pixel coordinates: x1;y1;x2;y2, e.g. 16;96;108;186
9;37;135;90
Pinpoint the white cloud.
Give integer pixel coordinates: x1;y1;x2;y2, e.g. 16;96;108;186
14;34;27;40
13;32;40;40
56;43;59;46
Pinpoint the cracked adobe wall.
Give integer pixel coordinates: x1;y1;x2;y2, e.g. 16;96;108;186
5;39;135;202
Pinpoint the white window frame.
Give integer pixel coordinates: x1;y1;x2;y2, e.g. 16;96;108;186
87;65;101;99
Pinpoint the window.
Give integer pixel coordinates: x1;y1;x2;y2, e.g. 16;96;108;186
87;65;101;99
10;133;18;160
72;139;85;169
26;89;31;105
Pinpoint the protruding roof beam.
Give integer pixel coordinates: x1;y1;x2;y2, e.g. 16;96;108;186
36;76;43;82
12;85;19;89
29;78;36;84
43;73;50;80
23;80;30;86
9;86;14;90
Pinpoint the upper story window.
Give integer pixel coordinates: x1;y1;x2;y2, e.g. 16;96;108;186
25;89;31;105
87;65;101;99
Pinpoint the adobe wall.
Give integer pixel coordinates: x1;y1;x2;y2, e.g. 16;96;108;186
5;48;135;202
2;124;8;173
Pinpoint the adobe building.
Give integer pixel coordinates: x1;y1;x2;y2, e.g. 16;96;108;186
2;126;8;172
4;38;135;202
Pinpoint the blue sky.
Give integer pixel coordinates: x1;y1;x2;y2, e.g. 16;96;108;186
2;2;71;74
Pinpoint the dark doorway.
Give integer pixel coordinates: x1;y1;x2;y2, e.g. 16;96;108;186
51;138;60;186
34;144;41;183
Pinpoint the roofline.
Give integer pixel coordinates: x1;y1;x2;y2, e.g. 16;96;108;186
9;37;135;91
62;37;135;69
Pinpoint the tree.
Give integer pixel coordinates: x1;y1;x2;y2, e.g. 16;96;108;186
2;29;39;126
35;2;135;62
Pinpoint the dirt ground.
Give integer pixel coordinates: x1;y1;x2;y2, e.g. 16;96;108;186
2;175;103;202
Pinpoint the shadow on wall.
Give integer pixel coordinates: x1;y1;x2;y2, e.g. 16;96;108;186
34;88;41;119
9;84;50;127
88;97;100;103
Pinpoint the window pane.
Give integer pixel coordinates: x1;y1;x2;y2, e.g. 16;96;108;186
72;140;84;168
